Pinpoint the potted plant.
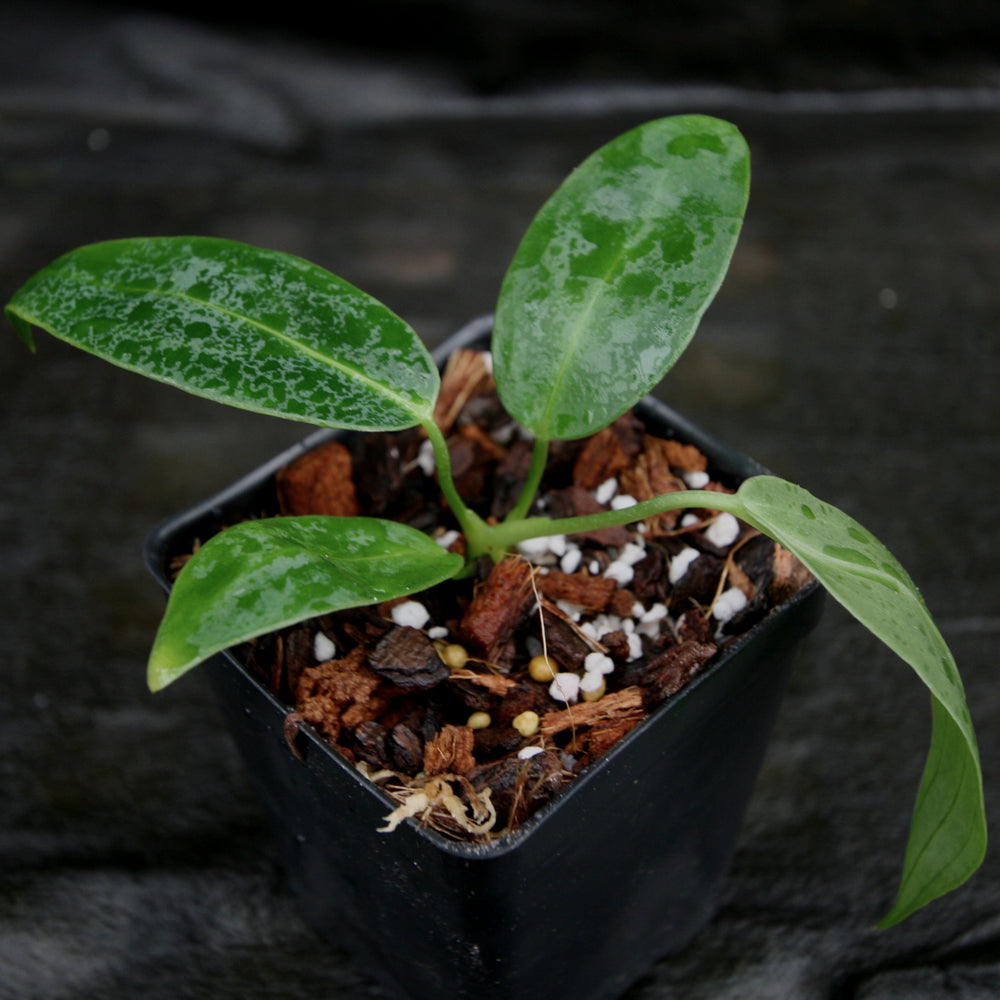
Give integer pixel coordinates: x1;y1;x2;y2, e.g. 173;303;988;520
5;115;985;1000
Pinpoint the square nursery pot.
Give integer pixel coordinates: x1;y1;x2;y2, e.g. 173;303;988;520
145;315;824;1000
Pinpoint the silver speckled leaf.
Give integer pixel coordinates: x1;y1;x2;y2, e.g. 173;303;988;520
493;115;749;440
727;475;986;926
6;237;438;431
148;515;463;690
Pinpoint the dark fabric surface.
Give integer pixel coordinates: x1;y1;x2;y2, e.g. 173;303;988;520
2;7;999;999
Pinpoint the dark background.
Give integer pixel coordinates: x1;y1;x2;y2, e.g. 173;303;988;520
2;3;999;998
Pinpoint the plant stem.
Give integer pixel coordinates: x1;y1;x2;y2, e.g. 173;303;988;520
481;487;740;552
422;416;743;564
421;418;491;554
503;434;550;523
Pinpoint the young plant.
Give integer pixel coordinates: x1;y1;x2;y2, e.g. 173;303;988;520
5;115;984;927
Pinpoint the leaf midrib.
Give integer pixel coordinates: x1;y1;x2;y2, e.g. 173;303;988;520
536;158;688;437
75;275;432;422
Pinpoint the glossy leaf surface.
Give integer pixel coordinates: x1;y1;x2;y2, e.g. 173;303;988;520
722;476;986;924
148;516;463;691
6;237;438;431
492;115;749;440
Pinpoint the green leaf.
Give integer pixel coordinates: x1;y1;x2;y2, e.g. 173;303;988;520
723;476;986;924
148;516;463;691
492;115;750;441
6;237;438;431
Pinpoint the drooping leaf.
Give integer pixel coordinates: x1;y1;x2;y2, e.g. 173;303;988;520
6;237;438;431
720;476;986;924
492;115;750;441
148;516;463;691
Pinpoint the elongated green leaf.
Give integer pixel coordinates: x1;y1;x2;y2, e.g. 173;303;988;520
718;476;986;924
148;516;463;691
6;237;438;431
492;115;750;440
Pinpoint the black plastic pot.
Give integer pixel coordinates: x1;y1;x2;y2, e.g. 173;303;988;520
145;316;824;1000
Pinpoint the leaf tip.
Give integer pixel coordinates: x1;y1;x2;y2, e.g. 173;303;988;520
147;639;199;692
4;304;37;351
874;902;911;931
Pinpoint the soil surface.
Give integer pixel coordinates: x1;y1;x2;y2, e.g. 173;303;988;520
238;349;813;839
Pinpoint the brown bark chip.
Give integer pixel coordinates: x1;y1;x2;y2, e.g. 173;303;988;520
572;412;644;490
619;437;689;535
277;440;361;517
535;570;617;612
535;601;602;670
368;626;450;691
390;723;425;775
470;750;565;828
639;640;717;704
424;724;477;777
352;720;392;769
545;485;632;548
539;687;646;737
282;628;315;699
459;557;537;659
578;715;645;758
770;544;814;604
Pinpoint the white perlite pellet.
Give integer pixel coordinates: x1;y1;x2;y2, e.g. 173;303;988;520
556;599;585;622
549;672;581;704
705;512;740;548
313;631;336;661
604;561;634;585
610;494;638;510
618;541;646;566
640;602;668;625
669;546;700;584
682;470;710;489
427;626;449;640
435;529;461;550
391;600;430;629
560;545;583;574
518;745;544;760
416;438;436;476
594;477;618;505
517;533;567;563
584;651;615;675
712;586;748;623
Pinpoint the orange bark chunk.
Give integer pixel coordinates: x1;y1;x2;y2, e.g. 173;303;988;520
619;436;690;535
658;439;708;473
277;440;361;517
424;724;477;776
295;647;384;741
572;412;644;490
